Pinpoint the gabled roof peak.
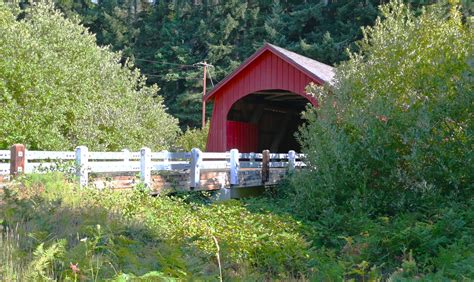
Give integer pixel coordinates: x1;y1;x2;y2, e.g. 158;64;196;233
204;43;334;101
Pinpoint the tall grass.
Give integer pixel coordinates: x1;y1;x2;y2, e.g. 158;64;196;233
1;224;25;281
0;173;311;280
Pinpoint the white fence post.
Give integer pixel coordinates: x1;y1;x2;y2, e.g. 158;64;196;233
122;149;130;164
75;146;89;187
190;148;202;189
249;152;255;168
230;149;239;186
140;147;151;187
162;150;170;170
288;150;296;172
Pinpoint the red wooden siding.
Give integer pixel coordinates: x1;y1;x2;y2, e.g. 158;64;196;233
226;121;258;153
205;49;320;152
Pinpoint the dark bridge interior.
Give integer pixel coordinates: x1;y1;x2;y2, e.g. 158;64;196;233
226;90;310;152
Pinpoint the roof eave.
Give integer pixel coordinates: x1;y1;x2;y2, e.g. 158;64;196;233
204;44;271;102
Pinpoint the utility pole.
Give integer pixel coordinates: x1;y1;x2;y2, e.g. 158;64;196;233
195;61;213;128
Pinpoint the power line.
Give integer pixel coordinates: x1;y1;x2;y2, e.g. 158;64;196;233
141;73;201;80
208;67;215;87
133;58;197;68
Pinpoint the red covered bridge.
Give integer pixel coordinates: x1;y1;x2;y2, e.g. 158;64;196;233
204;43;334;152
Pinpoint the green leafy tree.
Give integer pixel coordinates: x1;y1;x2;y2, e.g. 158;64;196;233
42;0;471;128
288;0;473;218
0;3;180;151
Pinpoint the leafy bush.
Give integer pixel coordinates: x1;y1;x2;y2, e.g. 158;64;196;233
0;3;180;151
271;1;474;279
286;0;473;219
174;123;209;151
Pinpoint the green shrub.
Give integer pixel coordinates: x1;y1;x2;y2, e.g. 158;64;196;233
270;1;474;279
0;3;180;151
174;123;209;151
287;0;473;219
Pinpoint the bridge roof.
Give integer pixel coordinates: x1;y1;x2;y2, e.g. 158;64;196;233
204;43;334;101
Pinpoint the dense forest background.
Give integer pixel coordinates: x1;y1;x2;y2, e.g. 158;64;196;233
18;0;472;128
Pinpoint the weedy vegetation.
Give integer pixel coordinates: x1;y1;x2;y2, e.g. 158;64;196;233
0;173;312;281
0;0;472;281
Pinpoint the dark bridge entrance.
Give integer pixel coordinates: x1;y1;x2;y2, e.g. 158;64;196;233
226;90;310;152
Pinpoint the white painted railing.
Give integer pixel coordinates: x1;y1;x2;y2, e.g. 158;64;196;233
0;145;305;188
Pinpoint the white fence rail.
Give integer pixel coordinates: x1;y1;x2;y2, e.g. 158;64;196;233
0;145;305;189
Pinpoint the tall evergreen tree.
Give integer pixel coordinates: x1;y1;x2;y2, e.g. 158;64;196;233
24;0;469;128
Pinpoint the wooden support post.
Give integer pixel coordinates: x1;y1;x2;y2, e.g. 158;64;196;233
288;150;296;172
75;146;89;187
262;149;270;184
190;148;202;189
140;147;151;187
230;149;239;186
10;144;26;178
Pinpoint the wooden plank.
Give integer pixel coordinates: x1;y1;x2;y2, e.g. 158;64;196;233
130;152;141;159
25;162;57;173
151;150;189;160
27;151;75;160
0;150;11;159
269;153;288;159
239;153;263;159
89;162;140;173
152;163;190;171
202;152;230;159
200;161;228;170
240;162;261;169
0;163;10;175
89;151;129;160
169;152;192;159
150;152;166;159
268;162;289;168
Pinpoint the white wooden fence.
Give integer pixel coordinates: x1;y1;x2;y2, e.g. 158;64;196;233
0;145;305;190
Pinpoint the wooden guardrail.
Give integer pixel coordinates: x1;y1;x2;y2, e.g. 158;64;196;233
0;144;305;192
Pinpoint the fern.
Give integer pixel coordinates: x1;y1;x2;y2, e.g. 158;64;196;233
26;240;66;281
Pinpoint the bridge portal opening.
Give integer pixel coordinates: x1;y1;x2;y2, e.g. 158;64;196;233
226;90;311;153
